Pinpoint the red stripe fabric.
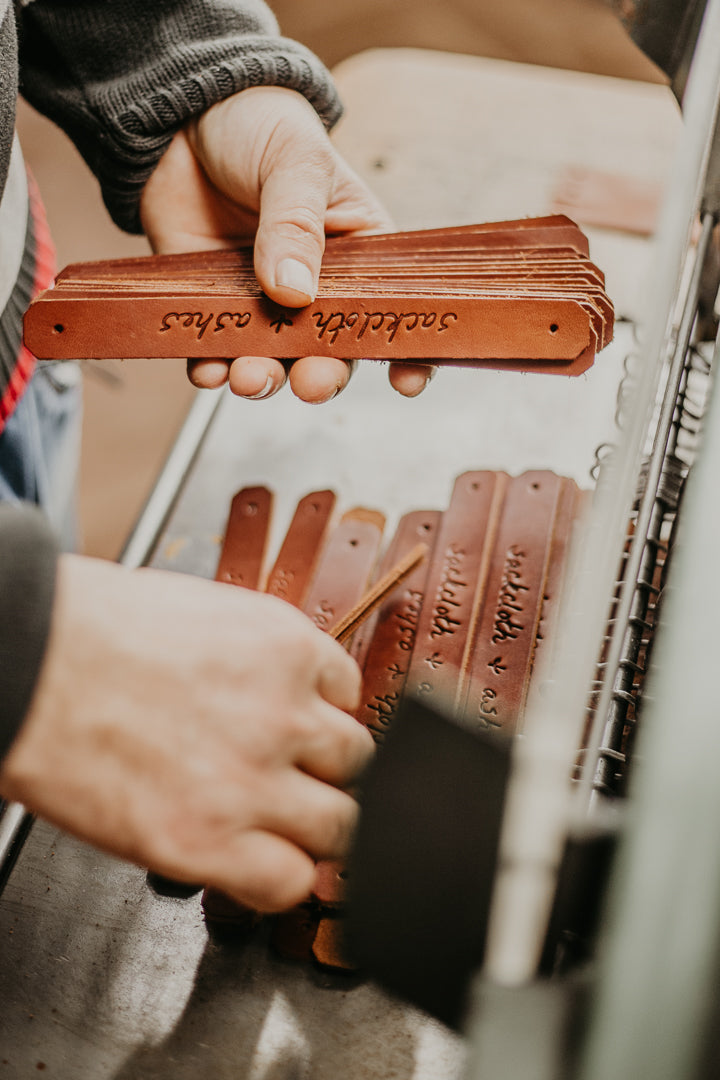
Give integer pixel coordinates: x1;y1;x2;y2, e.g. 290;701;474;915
0;170;57;430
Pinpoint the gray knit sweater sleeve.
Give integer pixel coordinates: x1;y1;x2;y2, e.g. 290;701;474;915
0;505;58;765
16;0;343;233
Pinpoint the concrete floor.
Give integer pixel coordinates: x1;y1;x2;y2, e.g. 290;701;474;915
16;0;663;558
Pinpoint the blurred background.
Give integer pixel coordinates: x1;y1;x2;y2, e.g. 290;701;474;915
16;0;663;559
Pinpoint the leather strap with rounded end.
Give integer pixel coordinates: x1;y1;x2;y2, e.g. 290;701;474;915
264;489;336;607
460;471;565;737
25;293;596;363
301;511;385;632
214;486;272;588
404;471;508;711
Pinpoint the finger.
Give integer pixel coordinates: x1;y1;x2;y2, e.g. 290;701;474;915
251;110;334;307
261;769;362;859
292;699;374;789
313;635;362;713
210;829;318;912
227;356;287;399
388;363;437;397
288;356;355;403
187;358;231;389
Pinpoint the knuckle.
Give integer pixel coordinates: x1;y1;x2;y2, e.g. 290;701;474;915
238;859;315;913
318;797;358;859
268;209;326;251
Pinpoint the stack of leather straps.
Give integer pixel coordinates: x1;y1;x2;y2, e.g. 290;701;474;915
201;471;587;968
23;216;612;375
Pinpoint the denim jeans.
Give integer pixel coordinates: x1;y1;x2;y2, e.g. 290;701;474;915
0;361;82;551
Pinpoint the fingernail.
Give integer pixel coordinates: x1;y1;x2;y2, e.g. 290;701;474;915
275;259;316;300
247;375;275;400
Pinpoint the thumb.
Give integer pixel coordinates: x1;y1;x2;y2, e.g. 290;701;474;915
252;117;335;308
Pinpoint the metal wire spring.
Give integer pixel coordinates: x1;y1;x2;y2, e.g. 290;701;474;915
581;337;713;795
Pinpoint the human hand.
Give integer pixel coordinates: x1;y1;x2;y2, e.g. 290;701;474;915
140;85;435;402
0;555;373;911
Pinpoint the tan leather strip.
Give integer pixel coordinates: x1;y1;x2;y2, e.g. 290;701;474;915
264;489;336;607
460;471;565;737
404;471;508;711
348;509;440;688
25;295;595;363
214;485;272;588
48;216;590;283
301;512;385;631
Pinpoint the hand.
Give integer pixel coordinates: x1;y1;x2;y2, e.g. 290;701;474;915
0;555;373;911
140;85;435;402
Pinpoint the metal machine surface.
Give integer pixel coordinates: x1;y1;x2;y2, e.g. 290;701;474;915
0;3;719;1076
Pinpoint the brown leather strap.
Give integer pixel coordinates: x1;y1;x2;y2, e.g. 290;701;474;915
355;510;442;742
264;489;336;607
301;511;385;631
460;471;565;736
312;512;441;911
311;915;353;970
25;294;596;364
214;485;272;589
404;471;508;711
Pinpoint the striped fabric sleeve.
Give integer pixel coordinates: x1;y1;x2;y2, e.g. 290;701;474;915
0;169;56;435
17;0;343;233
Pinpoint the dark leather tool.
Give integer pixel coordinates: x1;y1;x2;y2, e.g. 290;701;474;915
346;695;512;1029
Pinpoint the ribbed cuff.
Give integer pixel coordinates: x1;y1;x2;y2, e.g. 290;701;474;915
95;38;343;233
0;504;58;763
